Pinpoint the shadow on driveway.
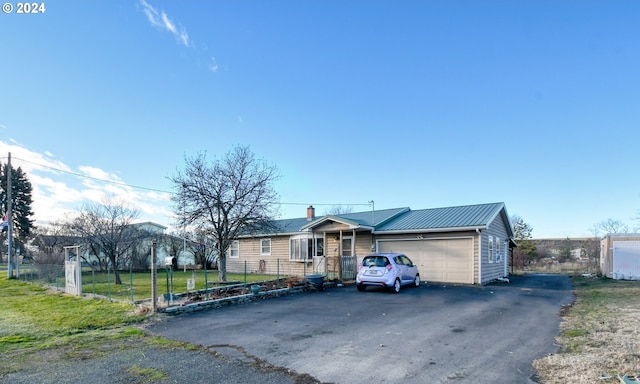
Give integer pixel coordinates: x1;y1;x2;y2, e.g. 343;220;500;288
146;274;574;384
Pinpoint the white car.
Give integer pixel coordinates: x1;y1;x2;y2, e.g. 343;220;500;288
356;253;420;293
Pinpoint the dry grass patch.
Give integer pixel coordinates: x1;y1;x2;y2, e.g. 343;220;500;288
533;277;640;383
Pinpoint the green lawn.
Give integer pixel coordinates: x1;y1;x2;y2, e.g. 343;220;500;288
0;277;144;351
16;264;286;301
4;273;640;382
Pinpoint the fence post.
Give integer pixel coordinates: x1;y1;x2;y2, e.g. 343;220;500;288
129;259;134;303
151;240;157;313
107;264;111;301
204;259;208;300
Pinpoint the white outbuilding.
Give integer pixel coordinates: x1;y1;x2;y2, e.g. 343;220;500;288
600;233;640;280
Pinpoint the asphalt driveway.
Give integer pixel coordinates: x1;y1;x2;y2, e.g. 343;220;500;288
145;274;574;384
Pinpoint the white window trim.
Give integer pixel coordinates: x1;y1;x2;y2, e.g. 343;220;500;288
342;236;354;257
289;234;323;262
488;236;494;263
260;238;271;256
228;240;240;259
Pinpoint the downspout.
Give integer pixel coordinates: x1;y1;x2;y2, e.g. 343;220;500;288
352;229;356;257
476;228;482;285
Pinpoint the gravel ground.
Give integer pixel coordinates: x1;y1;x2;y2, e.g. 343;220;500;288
1;333;323;384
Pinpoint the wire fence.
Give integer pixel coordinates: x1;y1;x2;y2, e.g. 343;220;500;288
12;258;330;304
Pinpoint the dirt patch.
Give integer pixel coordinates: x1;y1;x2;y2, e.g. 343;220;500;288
1;333;322;384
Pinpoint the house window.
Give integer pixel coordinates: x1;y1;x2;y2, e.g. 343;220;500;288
316;238;324;257
290;235;324;261
488;236;494;263
228;240;239;259
495;237;501;263
260;239;271;256
342;237;353;257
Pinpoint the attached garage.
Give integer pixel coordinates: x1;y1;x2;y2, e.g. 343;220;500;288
378;238;474;284
239;202;514;285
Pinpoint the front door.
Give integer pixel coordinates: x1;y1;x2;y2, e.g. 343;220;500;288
341;237;356;280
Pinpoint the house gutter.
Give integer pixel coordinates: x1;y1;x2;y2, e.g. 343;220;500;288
372;225;485;235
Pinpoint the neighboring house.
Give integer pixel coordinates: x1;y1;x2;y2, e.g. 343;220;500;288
600;233;640;280
232;202;514;285
32;221;172;268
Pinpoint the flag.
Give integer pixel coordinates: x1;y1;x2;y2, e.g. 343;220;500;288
1;213;8;232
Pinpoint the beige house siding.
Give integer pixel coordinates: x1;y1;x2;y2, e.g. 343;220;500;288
229;235;315;276
376;231;478;284
229;203;513;284
234;226;375;279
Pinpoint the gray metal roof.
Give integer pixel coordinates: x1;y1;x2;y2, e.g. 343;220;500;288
300;207;410;230
335;207;410;227
375;202;506;232
266;217;312;234
246;203;509;236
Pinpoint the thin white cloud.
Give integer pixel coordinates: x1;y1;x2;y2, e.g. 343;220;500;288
177;27;189;47
139;0;190;47
0;138;174;227
208;56;219;73
78;165;121;183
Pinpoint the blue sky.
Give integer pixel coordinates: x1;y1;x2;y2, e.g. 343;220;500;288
1;0;639;238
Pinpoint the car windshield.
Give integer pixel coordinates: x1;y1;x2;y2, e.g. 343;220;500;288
363;256;390;268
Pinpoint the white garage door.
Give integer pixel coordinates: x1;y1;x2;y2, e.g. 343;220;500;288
613;241;640;279
378;238;473;284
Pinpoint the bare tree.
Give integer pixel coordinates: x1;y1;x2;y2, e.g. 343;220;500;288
170;146;280;282
580;237;601;274
323;205;354;215
66;198;142;285
157;231;190;268
594;218;629;236
29;221;71;265
186;229;217;269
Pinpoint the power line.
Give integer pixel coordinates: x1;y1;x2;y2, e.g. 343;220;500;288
8;156;372;207
13;156;172;194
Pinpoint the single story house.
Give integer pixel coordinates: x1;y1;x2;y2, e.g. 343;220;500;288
600;233;640;280
231;202;514;285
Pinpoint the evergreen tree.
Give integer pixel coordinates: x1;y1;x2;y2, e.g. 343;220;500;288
510;214;537;269
1;163;36;254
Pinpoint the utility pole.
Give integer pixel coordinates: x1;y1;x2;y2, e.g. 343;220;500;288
7;152;13;279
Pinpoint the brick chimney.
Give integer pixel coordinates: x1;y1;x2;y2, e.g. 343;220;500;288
307;205;315;221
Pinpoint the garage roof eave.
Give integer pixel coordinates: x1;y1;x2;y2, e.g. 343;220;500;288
373;225;486;235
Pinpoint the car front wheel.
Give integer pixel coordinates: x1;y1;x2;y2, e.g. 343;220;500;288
414;275;420;287
391;279;401;294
